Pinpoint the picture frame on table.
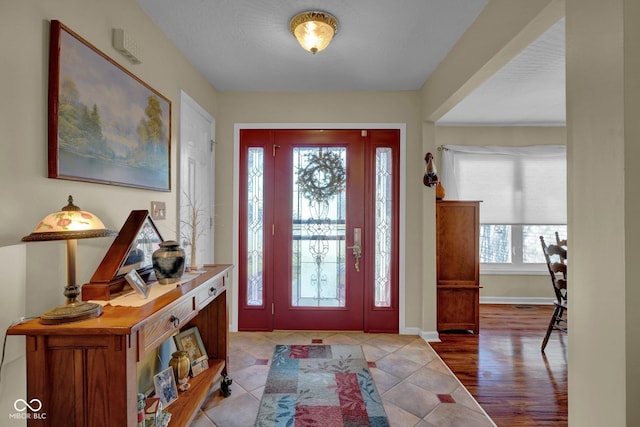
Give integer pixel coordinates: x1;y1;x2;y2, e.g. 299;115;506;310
47;20;171;191
153;367;178;407
125;269;150;298
191;357;209;377
174;326;209;376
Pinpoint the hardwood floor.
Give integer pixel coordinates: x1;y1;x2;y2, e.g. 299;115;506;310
430;304;568;427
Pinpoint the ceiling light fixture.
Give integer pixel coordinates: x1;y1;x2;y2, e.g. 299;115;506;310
290;11;338;54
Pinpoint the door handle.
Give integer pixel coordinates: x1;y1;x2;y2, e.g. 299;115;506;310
346;245;361;272
347;228;362;272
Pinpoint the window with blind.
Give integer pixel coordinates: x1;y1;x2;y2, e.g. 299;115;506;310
441;145;567;274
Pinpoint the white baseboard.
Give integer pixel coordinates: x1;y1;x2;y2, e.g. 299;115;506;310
420;330;441;342
480;296;553;305
401;326;440;342
400;326;420;335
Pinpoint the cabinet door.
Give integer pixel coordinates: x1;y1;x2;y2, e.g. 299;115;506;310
26;335;134;426
436;202;479;286
436;287;479;332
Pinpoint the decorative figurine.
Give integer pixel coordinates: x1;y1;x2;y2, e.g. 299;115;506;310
423;152;439;187
221;375;233;397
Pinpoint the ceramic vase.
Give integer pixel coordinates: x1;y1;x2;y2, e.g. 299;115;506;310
169;350;191;391
152;240;185;285
436;181;446;200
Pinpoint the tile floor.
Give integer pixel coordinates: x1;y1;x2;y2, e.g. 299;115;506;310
191;331;496;427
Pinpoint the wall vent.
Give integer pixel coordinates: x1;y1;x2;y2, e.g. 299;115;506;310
113;29;143;64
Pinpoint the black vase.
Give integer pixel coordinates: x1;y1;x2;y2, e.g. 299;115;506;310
152;240;186;284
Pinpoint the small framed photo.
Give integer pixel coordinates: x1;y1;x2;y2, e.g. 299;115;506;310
125;269;150;298
174;327;208;369
190;357;209;377
153;367;178;407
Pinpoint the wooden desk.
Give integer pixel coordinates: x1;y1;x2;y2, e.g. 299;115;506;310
8;264;232;426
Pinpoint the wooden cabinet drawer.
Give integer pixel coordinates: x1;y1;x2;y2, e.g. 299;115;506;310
141;297;196;357
195;272;226;309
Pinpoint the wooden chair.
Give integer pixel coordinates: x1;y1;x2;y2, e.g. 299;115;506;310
540;235;567;351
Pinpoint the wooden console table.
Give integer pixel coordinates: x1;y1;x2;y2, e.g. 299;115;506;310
7;264;232;426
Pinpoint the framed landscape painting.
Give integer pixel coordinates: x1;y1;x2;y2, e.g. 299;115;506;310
48;20;171;191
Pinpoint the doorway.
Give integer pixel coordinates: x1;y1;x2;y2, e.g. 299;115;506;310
179;91;215;267
238;129;399;332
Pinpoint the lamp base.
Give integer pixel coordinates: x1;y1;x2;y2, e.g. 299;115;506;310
39;301;103;325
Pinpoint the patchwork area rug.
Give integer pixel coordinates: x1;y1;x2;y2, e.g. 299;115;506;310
255;344;389;427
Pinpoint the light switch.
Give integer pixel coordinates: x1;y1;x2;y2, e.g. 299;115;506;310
151;201;166;220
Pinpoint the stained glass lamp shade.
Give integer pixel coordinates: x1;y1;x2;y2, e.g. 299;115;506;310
22;196;117;324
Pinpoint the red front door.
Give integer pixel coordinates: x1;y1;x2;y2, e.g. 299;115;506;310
238;129;399;332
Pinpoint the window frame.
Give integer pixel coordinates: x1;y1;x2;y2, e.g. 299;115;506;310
480;224;544;275
480;224;567;275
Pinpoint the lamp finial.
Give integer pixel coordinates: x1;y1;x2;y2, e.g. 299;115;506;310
63;195;80;212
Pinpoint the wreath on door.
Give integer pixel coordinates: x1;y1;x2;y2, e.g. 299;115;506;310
297;150;346;203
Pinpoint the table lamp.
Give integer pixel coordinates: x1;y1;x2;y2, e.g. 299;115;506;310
22;195;117;324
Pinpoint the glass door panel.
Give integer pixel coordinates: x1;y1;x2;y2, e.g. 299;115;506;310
292;147;347;307
246;147;264;306
374;147;392;307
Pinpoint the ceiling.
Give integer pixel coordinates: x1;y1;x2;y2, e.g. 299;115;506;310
437;18;565;126
136;0;566;126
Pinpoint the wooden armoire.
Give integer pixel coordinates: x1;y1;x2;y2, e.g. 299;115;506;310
436;200;481;333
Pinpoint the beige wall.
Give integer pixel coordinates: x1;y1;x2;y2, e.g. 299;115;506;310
566;0;639;424
624;1;640;423
0;0;566;341
435;125;566;147
419;1;565;330
0;1;217;418
0;0;565;339
6;1;639;424
422;0;640;422
0;0;435;352
0;0;217;315
0;245;27;421
435;126;566;300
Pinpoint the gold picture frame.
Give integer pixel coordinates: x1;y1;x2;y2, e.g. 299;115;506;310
173;326;209;376
48;20;171;191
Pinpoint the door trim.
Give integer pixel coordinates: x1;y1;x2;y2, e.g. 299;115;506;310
231;123;407;333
